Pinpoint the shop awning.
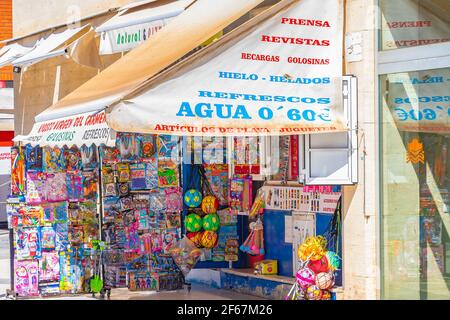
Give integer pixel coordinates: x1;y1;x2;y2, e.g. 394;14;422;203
33;0;265;123
13;110;115;148
107;0;346;136
97;0;195;55
0;43;34;68
12;25;92;67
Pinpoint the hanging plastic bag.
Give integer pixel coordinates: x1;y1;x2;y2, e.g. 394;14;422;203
169;237;203;277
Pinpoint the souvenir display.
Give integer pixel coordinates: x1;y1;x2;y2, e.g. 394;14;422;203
100;135;183;292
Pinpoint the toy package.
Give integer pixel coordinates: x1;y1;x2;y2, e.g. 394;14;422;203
145;158;158;189
15;227;41;260
54;202;68;222
139;233;153;254
63;146;82;171
149;190;166;213
39;251;60;282
158;135;179;161
11;147;26;195
82;171;98;200
103;196;121;224
165;187;183;212
80;145;98;171
116;133;141;161
100;146;120;164
203;164;229;206
41;226;56;250
14;260;39;297
67;171;84;201
230;176;253;214
118;182;130;197
117;163;131;183
55;223;69;251
128;271;158;291
43;146;64;172
25;145;43;172
46;173;68;202
130;163;147;190
140;134;157;161
19;206;42;227
169;237;202;276
158;160;179;188
26;171;47;204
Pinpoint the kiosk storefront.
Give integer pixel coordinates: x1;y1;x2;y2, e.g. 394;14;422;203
8;0;358;300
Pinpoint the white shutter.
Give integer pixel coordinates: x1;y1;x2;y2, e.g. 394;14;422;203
304;76;358;185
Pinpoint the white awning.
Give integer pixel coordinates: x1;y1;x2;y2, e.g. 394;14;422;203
13;110;115;148
34;0;264;123
13;25;92;67
0;88;13;109
0;43;34;68
97;0;195;55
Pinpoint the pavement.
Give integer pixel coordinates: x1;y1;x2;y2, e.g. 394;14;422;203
0;231;264;300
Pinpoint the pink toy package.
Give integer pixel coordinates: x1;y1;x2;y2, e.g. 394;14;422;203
14;260;39;297
165;187;183;212
26;172;47;204
39;251;60;282
46;173;68;202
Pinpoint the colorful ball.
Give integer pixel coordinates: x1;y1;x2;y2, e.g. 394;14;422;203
306;285;323;300
184;189;202;208
315;272;335;290
186;232;203;247
296;267;316;289
321;290;332;300
201;195;219;214
308;255;329;274
326;251;341;271
297;236;327;261
185;214;202;232
202;213;220;232
200;231;218;248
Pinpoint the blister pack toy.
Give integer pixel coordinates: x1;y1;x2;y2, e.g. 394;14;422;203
14;260;39;297
149;190;166;213
39;251;60;282
117;163;131;183
158;135;179;161
41;226;56;250
165;187;183;212
43;146;64;172
55;223;69;251
25;145;43;172
100;146;120;164
158;160;179;188
26;171;47;204
67;171;84;201
145;158;158;189
82;171;98;200
130;163;147;190
80;145;99;171
140;134;157;160
11;147;26;195
46;173;68;202
15;227;41;260
117;133;141;161
63;146;82;171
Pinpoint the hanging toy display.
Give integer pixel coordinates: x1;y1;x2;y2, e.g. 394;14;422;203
285;235;341;300
249;187;266;218
184;213;202;233
184;165;202;208
240;218;265;256
11;147;26;195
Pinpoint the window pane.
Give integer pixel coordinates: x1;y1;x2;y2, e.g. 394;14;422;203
380;0;450;51
380;67;450;299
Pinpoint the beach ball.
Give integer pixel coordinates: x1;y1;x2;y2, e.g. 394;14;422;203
306;285;323;300
202;213;220;232
326;251;341;271
296;267;316;289
308;255;329;274
184;189;202;208
201;195;219;214
187;232;203;247
185;214;202;232
315;272;335;290
201;231;218;249
321;290;332;300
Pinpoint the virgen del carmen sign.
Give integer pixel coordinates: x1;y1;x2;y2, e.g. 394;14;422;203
22;111;112;147
108;0;346;137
